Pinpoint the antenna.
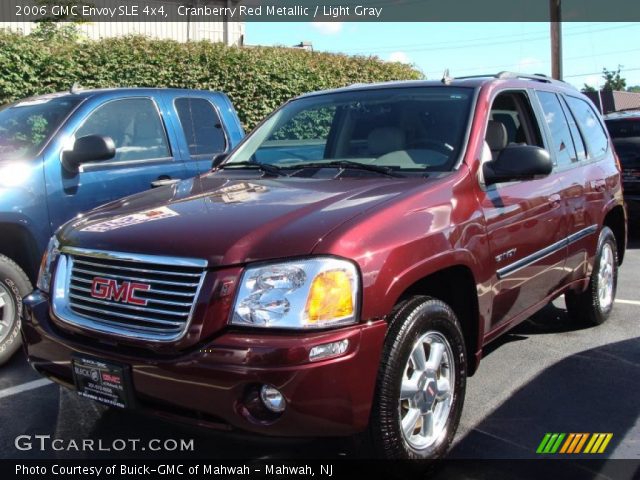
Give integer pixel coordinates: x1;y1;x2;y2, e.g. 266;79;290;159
441;69;452;85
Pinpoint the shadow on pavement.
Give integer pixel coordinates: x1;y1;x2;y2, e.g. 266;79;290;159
447;337;640;467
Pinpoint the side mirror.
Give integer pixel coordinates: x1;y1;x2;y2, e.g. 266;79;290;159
212;153;228;170
483;145;553;185
62;135;116;172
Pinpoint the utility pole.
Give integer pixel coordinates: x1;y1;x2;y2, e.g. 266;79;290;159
550;0;562;80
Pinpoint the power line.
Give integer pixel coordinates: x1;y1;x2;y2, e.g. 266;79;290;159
422;47;640;78
564;67;640;79
348;23;640;55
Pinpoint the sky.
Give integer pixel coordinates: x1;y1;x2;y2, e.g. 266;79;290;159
246;22;640;90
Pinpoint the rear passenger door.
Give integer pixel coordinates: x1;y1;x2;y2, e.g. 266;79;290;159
559;94;614;281
478;89;568;329
172;96;229;175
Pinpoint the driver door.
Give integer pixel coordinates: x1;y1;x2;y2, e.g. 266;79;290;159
478;90;568;332
46;95;188;230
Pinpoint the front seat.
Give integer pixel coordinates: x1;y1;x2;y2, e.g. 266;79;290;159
486;120;508;160
367;126;406;157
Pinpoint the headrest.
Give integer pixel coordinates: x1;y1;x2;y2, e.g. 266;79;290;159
368;127;406;156
486;120;508;152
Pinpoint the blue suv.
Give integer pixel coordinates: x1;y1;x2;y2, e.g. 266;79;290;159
0;88;244;363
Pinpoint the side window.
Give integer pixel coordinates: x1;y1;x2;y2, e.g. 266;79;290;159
487;91;543;159
537;91;578;167
175;98;226;157
559;96;587;161
565;96;609;158
76;98;170;163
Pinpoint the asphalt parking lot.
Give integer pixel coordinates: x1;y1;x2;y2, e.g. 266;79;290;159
1;236;639;463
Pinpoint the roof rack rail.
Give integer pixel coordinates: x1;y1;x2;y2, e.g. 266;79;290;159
454;71;576;89
495;71;551;83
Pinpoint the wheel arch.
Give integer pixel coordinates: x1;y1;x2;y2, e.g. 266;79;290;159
391;263;482;376
602;204;626;265
0;223;41;282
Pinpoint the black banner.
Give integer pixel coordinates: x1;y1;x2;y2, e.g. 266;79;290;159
3;0;640;22
3;459;640;480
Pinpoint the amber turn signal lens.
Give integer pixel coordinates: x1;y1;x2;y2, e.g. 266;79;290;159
305;270;354;322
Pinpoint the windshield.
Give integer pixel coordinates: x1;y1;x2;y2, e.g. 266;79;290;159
0;96;82;160
225;87;474;174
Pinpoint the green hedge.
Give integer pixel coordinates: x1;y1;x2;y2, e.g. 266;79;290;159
0;31;422;130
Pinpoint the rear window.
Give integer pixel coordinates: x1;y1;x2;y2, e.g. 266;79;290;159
605;119;640;139
612;139;640;168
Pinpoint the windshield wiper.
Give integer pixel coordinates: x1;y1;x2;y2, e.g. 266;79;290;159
292;160;404;177
218;161;285;177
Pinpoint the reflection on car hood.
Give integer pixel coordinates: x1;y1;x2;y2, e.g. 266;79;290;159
60;172;434;266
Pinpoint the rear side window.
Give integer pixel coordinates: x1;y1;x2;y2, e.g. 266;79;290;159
175;98;226;157
565;96;609;158
76;98;170;163
537;91;578;167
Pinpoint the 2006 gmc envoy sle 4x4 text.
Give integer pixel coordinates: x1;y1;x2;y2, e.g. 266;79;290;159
23;72;626;460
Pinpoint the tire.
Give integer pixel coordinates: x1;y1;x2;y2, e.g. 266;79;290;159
364;296;467;459
0;255;32;365
565;226;618;326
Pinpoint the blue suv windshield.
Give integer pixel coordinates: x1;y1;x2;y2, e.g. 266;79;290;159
0;96;82;160
225;86;474;174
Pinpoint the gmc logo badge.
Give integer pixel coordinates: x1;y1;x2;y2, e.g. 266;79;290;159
91;277;150;306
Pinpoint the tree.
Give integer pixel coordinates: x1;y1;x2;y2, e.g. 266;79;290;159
627;85;640;93
581;84;596;93
602;66;626;91
28;1;90;42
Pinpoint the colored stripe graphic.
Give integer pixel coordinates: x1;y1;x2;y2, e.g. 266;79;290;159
538;433;613;454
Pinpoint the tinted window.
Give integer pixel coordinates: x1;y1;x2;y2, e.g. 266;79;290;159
612;139;640;168
605;119;640;139
254;105;336;163
228;87;474;173
0;96;82;159
175;98;226;157
559;96;587;161
537;91;578;166
76;98;170;163
565;96;609;158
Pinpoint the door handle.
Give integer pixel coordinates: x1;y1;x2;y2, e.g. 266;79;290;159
548;194;561;208
151;178;180;189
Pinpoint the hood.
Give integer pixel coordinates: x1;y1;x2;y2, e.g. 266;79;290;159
60;172;432;266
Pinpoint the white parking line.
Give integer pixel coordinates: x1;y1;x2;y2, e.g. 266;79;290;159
616;299;640;306
0;378;52;400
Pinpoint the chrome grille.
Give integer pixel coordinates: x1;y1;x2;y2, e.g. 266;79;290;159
53;248;207;341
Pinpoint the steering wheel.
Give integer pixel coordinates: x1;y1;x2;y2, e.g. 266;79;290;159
404;139;453;156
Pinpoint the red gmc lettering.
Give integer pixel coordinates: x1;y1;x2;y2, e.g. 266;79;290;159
90;278;150;306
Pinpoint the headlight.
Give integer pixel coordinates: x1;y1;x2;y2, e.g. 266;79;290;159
231;257;359;329
36;236;60;292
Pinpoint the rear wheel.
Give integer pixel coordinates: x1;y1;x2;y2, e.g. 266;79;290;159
364;296;466;459
0;255;32;365
565;226;618;326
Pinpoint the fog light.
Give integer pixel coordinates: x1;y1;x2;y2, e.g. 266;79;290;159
309;339;349;362
260;385;285;413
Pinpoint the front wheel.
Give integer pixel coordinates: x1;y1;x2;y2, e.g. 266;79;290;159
0;255;32;365
365;296;466;459
565;226;618;326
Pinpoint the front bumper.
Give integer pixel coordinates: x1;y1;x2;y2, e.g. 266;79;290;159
22;291;387;437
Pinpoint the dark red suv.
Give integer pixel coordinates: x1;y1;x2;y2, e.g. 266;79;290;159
23;72;626;459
